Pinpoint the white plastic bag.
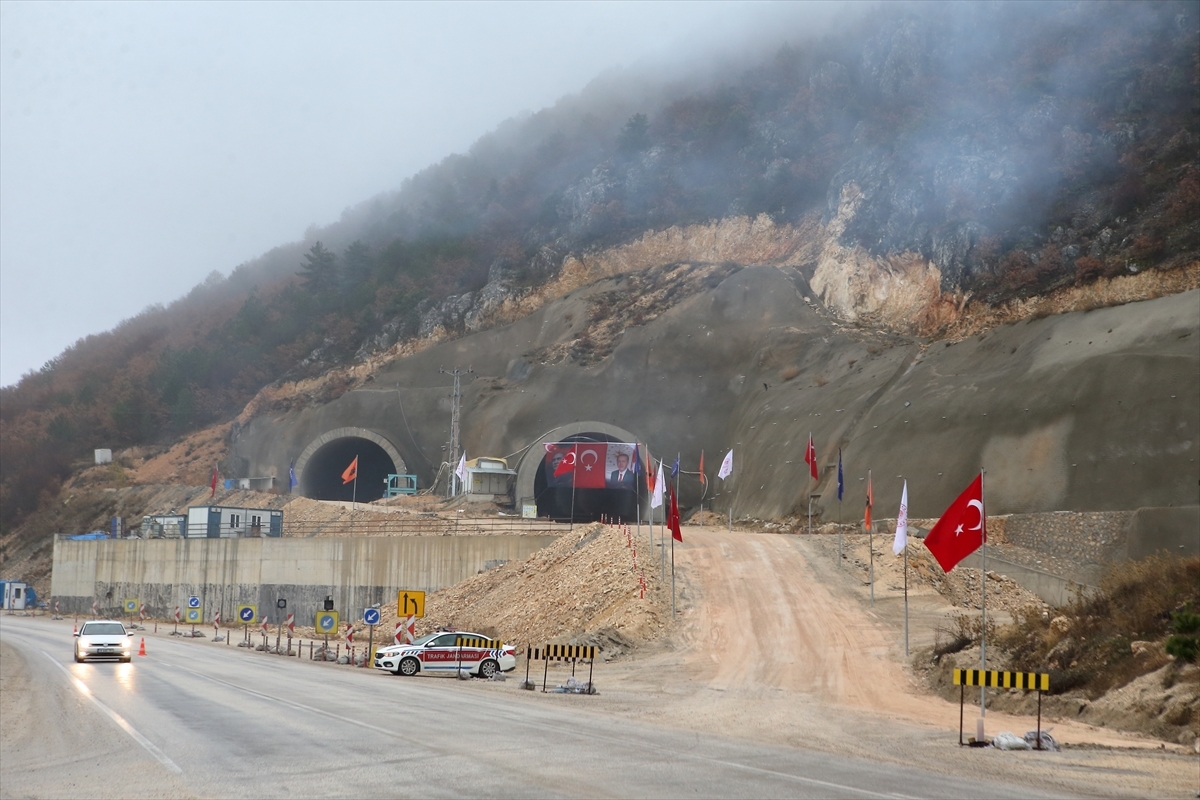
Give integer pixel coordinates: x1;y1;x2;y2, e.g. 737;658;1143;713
992;731;1032;750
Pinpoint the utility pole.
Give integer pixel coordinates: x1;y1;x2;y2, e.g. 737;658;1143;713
440;367;472;497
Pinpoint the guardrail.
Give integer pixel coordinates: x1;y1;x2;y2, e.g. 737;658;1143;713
523;644;599;693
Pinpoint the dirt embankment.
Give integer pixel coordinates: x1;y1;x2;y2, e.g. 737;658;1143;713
370;522;668;657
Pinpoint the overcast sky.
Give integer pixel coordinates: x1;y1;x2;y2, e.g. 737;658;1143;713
0;1;840;388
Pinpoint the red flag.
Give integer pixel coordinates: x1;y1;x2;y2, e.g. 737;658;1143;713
553;444;578;477
555;442;606;488
804;434;818;481
864;470;873;531
342;456;358;485
210;465;219;498
924;474;986;573
645;456;656;492
668;483;683;542
698;450;707;487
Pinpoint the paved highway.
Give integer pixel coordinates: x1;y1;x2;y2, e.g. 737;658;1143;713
1;616;1068;799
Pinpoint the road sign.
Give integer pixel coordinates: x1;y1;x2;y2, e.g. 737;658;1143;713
363;608;380;626
123;598;138;614
237;604;257;624
276;598;287;609
396;590;425;619
184;607;202;624
188;596;201;608
315;610;339;635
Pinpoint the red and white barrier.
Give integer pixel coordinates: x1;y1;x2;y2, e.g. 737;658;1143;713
174;606;181;623
139;604;146;622
213;610;221;634
91;599;98;617
286;613;295;637
404;615;415;644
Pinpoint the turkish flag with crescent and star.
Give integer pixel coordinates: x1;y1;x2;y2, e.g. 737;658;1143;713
923;473;986;573
560;442;607;488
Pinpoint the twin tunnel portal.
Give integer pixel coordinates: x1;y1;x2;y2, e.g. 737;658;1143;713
292;424;647;523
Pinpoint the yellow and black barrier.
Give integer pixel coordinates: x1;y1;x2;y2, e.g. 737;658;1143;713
525;644;598;693
453;637;503;674
455;637;503;650
953;668;1051;748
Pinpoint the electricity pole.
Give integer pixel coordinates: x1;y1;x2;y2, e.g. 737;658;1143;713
440;367;472;497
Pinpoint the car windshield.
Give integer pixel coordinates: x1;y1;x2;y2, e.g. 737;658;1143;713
410;633;440;647
81;623;125;636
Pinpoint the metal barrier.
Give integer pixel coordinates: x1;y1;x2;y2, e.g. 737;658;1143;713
454;636;504;675
525;644;598;693
953;668;1051;748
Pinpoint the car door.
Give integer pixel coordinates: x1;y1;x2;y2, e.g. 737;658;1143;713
418;633;461;671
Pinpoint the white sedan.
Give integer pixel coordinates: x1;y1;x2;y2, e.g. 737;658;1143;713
74;620;135;663
374;630;516;678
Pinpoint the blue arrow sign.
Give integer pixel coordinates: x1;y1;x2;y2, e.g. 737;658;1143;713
316;613;337;633
188;596;201;608
363;608;380;626
239;607;255;622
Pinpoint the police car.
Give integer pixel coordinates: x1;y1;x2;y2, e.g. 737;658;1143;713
374;630;517;678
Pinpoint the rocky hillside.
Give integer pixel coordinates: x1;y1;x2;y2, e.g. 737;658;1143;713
2;0;1197;536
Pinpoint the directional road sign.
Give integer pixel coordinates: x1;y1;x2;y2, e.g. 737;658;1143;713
315;610;339;635
184;607;202;624
363;608;381;626
237;604;258;624
397;590;425;619
123;598;139;614
188;596;201;608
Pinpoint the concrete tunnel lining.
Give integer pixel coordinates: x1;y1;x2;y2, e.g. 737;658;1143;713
295;427;407;500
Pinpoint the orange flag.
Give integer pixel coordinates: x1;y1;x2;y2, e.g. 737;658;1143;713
698;450;707;486
342;456;359;485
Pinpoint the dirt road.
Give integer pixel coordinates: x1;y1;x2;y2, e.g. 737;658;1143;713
583;526;1197;798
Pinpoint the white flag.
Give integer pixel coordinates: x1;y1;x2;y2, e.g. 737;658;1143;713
455;453;467;489
893;480;908;555
651;460;665;509
717;449;734;481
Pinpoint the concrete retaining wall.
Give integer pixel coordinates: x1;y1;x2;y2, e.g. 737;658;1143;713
52;534;558;626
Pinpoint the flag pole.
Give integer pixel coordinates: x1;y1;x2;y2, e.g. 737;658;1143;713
352;454;358;511
868;469;874;607
904;541;909;658
980;468;987;718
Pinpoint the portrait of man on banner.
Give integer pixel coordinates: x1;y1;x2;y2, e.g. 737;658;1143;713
606;448;637;491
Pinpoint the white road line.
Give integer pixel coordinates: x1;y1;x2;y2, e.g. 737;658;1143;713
41;651;182;775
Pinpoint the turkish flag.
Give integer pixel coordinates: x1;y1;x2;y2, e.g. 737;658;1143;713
342;456;358;485
210;465;219;498
804;434;818;481
924;474;986;573
574;443;608;488
554;443;607;488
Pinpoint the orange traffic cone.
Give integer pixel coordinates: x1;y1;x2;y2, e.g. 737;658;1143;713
138;637;147;656
72;622;78;635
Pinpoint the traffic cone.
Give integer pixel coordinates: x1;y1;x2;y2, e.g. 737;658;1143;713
138;637;147;656
73;622;78;635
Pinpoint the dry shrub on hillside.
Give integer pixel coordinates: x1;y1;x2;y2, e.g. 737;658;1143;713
996;555;1200;698
779;365;800;382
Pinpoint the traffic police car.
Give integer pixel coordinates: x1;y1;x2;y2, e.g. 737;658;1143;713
374;630;516;678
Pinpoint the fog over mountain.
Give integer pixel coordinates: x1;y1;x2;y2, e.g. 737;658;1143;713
1;0;1196;534
1;0;839;387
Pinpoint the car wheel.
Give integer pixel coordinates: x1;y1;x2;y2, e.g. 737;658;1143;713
398;657;420;677
478;659;499;679
74;653;85;663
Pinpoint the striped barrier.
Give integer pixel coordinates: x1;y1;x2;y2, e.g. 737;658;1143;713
953;668;1051;748
454;637;504;675
525;644;599;693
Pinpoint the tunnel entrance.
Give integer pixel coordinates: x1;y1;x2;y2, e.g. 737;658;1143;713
300;436;397;502
532;432;645;524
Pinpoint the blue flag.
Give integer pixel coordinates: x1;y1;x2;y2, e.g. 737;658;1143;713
671;455;680;478
630;444;641;474
289;462;298;491
837;449;844;501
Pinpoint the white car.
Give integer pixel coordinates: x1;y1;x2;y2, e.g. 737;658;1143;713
374;630;517;678
74;620;135;663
